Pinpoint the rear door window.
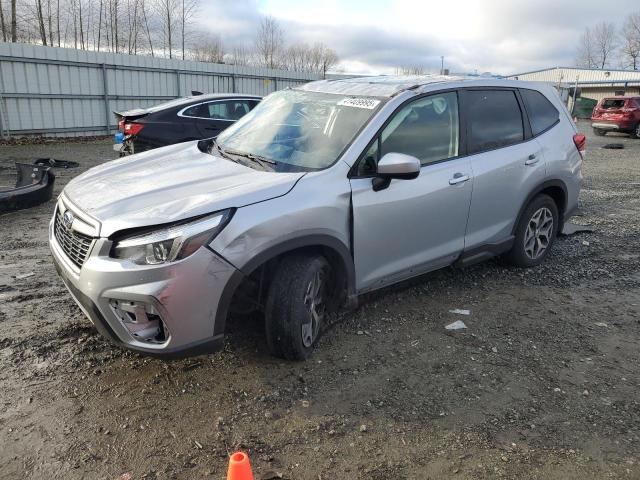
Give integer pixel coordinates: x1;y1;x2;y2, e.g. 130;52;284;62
520;89;559;136
204;100;252;121
602;99;626;109
463;90;524;154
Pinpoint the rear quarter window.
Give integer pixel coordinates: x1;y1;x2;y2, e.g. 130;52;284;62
520;89;559;136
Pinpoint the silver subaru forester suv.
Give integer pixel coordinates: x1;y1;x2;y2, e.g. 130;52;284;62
49;76;584;360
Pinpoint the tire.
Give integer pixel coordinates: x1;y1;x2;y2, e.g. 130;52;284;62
593;127;606;136
505;194;559;268
631;124;640;140
265;253;331;360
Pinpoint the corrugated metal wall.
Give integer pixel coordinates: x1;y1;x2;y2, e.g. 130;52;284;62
0;43;322;137
507;67;640;85
506;67;640;103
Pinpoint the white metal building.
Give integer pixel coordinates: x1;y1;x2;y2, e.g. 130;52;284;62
506;67;640;102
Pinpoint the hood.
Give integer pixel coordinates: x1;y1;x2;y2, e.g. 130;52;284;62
64;142;304;237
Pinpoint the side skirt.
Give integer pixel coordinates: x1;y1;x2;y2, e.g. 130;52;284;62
454;236;515;268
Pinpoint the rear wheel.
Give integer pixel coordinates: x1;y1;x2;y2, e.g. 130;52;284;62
593;127;606;136
265;254;331;360
505;194;559;268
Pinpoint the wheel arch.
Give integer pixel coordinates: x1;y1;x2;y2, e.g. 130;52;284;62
213;235;355;337
512;180;568;236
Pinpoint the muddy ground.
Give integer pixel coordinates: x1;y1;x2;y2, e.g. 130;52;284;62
1;123;639;479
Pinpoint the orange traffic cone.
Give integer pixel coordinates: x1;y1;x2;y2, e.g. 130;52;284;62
227;451;254;480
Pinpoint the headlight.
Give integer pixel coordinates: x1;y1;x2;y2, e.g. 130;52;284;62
111;210;233;265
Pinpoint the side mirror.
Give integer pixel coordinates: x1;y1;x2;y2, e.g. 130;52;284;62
373;152;420;191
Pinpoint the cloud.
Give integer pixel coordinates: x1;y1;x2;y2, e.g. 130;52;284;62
198;0;640;75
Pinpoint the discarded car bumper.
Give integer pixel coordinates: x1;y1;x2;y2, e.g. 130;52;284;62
48;198;239;357
0;162;55;214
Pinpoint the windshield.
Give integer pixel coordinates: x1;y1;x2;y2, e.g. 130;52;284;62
216;89;383;172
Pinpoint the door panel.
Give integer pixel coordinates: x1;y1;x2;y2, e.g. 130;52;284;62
465;139;545;248
351;157;473;292
351;90;472;292
460;89;546;249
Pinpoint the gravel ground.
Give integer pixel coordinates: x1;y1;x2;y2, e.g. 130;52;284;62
1;122;639;480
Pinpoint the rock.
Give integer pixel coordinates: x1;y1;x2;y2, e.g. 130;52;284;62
360;424;367;433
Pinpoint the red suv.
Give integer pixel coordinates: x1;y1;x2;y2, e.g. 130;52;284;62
591;96;640;138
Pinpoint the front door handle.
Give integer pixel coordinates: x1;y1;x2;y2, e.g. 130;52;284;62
525;154;540;166
449;173;470;185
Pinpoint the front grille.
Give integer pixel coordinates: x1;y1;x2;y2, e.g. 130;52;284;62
54;208;95;268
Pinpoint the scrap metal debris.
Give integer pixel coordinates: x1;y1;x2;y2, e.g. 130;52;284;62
0;162;55;214
449;309;471;315
33;158;80;169
445;320;468;331
561;222;595;235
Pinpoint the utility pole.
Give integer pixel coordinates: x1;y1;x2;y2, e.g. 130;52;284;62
440;56;444;75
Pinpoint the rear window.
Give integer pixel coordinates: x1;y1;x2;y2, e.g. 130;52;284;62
464;90;524;154
601;99;626;109
520;89;559;136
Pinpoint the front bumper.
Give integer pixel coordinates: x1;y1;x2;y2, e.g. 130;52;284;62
48;202;239;357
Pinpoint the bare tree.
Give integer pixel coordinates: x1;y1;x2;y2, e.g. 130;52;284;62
313;42;338;77
155;0;177;58
255;15;283;69
576;27;597;68
35;0;48;45
140;0;154;56
0;0;7;41
621;12;640;70
227;43;252;66
56;0;60;45
593;21;617;68
281;42;338;76
192;33;224;63
178;0;197;60
11;0;17;41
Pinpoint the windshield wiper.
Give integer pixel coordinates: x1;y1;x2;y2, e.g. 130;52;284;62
224;148;277;170
210;139;237;162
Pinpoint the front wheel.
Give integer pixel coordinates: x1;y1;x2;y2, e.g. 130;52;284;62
631;123;640;139
265;254;331;360
505;194;559;268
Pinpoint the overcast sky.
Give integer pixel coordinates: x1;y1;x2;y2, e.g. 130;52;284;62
200;0;638;75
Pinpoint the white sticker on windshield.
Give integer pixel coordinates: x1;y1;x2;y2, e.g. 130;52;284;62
337;97;381;109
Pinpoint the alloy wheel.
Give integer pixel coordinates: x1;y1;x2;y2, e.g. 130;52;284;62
524;207;554;260
302;268;326;347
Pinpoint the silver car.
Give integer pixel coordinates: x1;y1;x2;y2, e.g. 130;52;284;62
49;76;584;360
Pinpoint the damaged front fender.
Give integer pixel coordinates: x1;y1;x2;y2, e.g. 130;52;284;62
0;162;55;214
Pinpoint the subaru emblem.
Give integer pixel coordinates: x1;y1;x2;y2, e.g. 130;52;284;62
62;210;74;229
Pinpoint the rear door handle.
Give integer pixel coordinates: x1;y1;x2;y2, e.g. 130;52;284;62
449;173;471;185
525;154;540;166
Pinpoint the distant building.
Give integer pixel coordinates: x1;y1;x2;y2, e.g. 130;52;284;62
506;67;640;102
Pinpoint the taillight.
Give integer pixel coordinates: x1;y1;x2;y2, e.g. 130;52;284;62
124;123;144;135
573;133;586;158
118;119;125;131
